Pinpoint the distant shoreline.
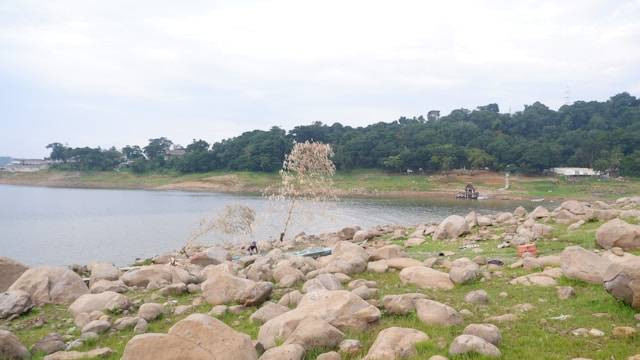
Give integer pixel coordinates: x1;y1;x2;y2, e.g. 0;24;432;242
0;169;637;202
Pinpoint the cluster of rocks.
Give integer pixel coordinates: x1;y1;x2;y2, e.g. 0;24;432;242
2;195;640;359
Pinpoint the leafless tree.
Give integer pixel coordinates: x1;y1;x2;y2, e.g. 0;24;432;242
268;141;337;242
188;204;256;247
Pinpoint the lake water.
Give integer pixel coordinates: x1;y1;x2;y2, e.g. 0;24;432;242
0;184;531;266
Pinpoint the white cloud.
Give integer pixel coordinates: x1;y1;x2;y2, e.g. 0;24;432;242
1;0;639;156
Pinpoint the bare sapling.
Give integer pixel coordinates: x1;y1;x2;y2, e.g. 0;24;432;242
269;141;337;242
186;204;256;252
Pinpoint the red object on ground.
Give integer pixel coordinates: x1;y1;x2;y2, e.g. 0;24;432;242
517;244;537;257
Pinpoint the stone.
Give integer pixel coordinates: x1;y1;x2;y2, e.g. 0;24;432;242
302;274;342;293
477;216;493;226
514;206;527;217
385;258;423;270
88;262;120;287
612;326;636;337
370;245;404;260
81;319;110;334
382;293;426;315
596;218;640;250
338;226;360;241
43;347;113;360
31;333;65;355
463;323;501;345
485;313;517;323
433;215;470;240
367;260;389;273
415;299;462;326
348;279;377;290
208;305;228;317
509;274;557;287
159;283;187;296
89;279;128;294
449;258;479;284
399;266;454;290
258;290;380;349
339;339;362;354
0;290;33;319
560;246;612;284
531;223;554;239
201;272;272;306
319;241;369;275
603;257;640;309
316;351;340;360
190;247;232;267
8;266;88;305
0;257;28;293
68;291;130;317
283;317;344;349
120;264;198;288
134;318;148;334
530;206;550;219
259;344;305;360
114;316;141;330
363;327;429;360
250;302;290;324
464;290;489;305
0;330;30;360
428;356;449;360
121;314;257;360
138;303;165;322
557;286;576;300
174;305;193;315
278;290;303;308
405;237;426;247
73;310;104;328
449;335;501;357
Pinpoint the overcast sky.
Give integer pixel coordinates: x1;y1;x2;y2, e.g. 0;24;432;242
1;0;640;158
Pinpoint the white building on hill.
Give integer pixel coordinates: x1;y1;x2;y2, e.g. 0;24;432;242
551;167;601;176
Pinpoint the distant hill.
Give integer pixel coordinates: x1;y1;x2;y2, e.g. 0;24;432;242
0;157;11;166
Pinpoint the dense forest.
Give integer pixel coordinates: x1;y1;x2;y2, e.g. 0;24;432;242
46;92;640;175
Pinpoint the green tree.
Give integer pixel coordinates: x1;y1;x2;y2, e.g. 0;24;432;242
143;137;173;161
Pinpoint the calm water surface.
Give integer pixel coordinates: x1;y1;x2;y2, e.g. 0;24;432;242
1;184;533;266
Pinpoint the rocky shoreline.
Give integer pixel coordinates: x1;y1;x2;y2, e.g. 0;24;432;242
2;196;640;359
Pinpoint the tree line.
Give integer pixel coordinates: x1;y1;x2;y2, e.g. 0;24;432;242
46;92;640;175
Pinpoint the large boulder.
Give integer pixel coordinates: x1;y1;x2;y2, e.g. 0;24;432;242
560;246;612;284
68;291;130;317
302;273;342;293
250;302;290;324
8;266;88;305
319;242;369;275
189;247;232;267
0;290;33;319
90;279;128;294
121;314;257;360
529;206;550;219
596;218;640;250
463;323;501;345
201;272;272;306
449;258;479;284
120;265;198;289
433;215;469;241
385;258;423;270
449;334;501;357
382;293;427;315
399;266;454;290
258;290;380;349
363;327;429;360
0;257;28;292
370;245;405;261
283;317;344;350
415;299;462;326
0;330;30;360
43;348;113;360
603;257;640;309
88;262;120;287
259;344;305;360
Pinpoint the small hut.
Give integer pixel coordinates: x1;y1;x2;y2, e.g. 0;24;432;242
456;183;479;199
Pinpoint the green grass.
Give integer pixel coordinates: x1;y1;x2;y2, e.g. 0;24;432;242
2;169;640;201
